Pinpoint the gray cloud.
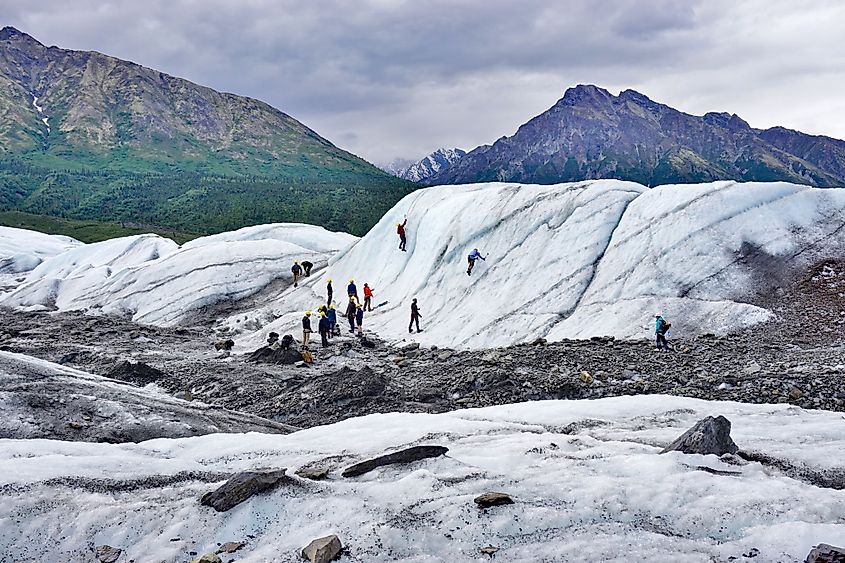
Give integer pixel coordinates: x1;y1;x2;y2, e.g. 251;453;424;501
4;0;845;164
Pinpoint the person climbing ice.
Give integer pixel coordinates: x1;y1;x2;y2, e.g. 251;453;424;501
409;297;422;333
466;248;486;275
363;283;374;312
292;261;303;287
655;314;673;351
397;216;408;252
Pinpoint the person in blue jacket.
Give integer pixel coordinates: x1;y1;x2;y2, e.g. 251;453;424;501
347;279;359;302
326;305;338;337
655;314;672;350
355;303;364;337
318;311;331;347
467;248;486;275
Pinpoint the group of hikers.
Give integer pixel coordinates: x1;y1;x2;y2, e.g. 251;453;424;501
300;278;376;348
289;215;674;352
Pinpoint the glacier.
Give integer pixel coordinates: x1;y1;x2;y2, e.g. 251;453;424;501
2;181;845;348
0;395;842;561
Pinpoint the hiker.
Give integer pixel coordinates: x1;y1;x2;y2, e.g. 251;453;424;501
326;278;333;306
318;311;331;347
302;260;313;276
302;310;312;346
397;216;408;252
466;248;486;276
345;298;357;333
409;297;422;333
347;279;359;301
363;283;374;312
355;303;364;336
280;334;294;350
292;261;302;287
327;304;338;337
655;314;672;350
267;331;280;350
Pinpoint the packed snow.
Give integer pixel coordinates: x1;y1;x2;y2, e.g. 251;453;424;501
1;224;355;326
232;180;845;350
31;93;50;132
0;395;842;561
0;226;81;290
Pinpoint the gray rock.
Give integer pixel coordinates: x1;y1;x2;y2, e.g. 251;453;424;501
95;545;122;563
201;469;288;512
660;416;739;456
296;467;329;480
301;534;342;563
248;346;303;365
107;360;167;386
216;541;246;554
342;445;449;477
474;491;514;508
805;543;845;563
191;554;222;563
744;362;762;374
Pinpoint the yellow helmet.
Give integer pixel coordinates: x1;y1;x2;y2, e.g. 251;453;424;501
327;278;332;283
329;305;335;310
349;279;354;283
320;311;327;317
305;310;311;316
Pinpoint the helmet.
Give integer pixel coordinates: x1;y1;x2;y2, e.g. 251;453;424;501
327;278;332;283
356;304;362;309
329;305;335;310
295;261;299;264
305;310;311;316
349;279;354;283
320;311;327;317
396;222;401;226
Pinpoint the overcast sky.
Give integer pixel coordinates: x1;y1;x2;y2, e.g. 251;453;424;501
5;0;845;165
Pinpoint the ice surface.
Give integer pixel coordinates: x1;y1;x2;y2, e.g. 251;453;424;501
1;225;355;326
0;395;842;561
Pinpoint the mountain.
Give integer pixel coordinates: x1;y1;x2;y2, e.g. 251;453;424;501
379;157;415;177
385;148;466;182
0;27;413;236
427;85;845;187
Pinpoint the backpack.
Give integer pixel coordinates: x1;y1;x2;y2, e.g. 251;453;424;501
301;349;314;364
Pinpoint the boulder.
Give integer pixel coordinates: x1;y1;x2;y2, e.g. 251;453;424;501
296;467;330;480
214;339;235;351
248;346;303;365
660;416;739;456
474;492;514;508
342;445;448;477
216;541;246;554
805;543;845;563
95;545;122;563
191;554;222;563
107;360;167;386
201;469;288;512
301;535;342;563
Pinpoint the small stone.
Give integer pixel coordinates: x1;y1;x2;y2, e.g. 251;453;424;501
216;541;246;554
578;371;593;384
474;491;514;508
301;534;342;563
744;362;762;375
480;545;499;556
296;467;330;480
190;554;222;563
789;387;803;400
95;545;122;563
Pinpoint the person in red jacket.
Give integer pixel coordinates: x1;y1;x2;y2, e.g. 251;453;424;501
363;283;374;311
397;216;407;252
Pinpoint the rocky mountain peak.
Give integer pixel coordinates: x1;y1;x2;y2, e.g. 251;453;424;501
0;26;41;44
560;84;613;106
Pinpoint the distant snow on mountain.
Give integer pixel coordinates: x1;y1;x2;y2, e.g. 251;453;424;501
382;148;466;182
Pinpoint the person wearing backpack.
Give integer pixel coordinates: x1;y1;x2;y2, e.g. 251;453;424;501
302;310;312;346
467;248;486;275
363;283;374;311
292;261;302;287
326;305;338;338
655;314;672;350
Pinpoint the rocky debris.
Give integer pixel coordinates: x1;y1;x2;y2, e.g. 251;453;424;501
200;469;288;512
190;554;222;563
296;467;330;480
106;360;167;386
660;416;739;456
342;445;448;477
744;362;762;375
474;491;514;508
216;541;246;554
214;339;235;351
247;346;303;365
805;543;845;563
480;545;499;557
301;534;342;563
95;544;122;563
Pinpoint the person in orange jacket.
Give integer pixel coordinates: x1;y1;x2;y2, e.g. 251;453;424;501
363;283;374;311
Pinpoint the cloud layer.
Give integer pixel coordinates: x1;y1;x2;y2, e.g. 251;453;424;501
5;0;845;164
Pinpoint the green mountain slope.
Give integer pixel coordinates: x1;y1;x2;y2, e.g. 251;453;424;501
0;26;414;236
